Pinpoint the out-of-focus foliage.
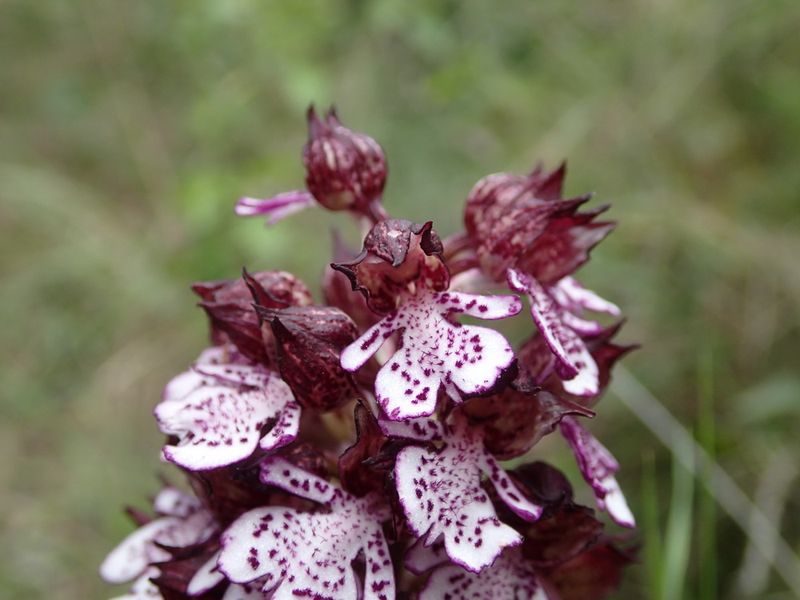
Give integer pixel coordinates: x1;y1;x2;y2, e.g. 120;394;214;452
1;0;799;598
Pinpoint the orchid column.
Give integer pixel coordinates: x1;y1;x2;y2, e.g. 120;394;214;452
101;107;637;600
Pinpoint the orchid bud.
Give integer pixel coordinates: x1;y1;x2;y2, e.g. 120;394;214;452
303;106;387;217
332;219;449;313
463;387;593;460
256;304;359;411
192;270;312;365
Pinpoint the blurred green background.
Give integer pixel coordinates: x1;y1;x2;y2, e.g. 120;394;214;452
2;1;799;598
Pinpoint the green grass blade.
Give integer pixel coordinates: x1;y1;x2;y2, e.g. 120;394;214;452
662;447;695;600
642;451;664;598
697;348;717;600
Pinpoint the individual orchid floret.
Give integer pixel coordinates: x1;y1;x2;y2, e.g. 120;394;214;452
236;106;388;224
100;487;216;587
559;416;635;528
193;270;313;365
341;287;521;420
155;351;300;471
394;414;542;572
508;268;620;397
419;547;548;600
255;304;359;411
333;219;450;314
463;163;613;284
219;457;395;600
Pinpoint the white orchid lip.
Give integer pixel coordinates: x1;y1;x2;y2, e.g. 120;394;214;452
155;353;300;471
218;458;395;599
394;415;542;573
341;288;521;420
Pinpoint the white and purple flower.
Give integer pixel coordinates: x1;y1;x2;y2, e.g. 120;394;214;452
219;457;395;600
341;289;520;420
155;348;300;471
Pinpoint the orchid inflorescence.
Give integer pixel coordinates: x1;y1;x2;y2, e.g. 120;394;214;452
102;107;637;600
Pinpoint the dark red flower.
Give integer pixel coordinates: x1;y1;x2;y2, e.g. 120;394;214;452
192;270;312;365
464;164;590;281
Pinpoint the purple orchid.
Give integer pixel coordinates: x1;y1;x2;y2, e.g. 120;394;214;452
341;288;520;420
394;415;542;571
508;268;620;398
104;108;638;599
100;488;216;589
154;349;300;471
219;457;395;599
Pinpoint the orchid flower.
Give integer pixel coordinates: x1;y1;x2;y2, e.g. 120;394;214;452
103;108;638;600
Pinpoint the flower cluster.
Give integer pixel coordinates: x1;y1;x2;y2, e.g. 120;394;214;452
102;108;637;599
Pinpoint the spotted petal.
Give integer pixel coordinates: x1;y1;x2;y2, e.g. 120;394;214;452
341;290;520;420
508;268;599;397
161;347;228;404
420;549;548;600
100;511;214;584
560;417;635;528
111;567;163;599
155;365;299;471
219;459;395;600
552;276;620;317
394;417;542;572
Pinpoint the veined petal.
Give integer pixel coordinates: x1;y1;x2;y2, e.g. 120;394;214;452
342;289;518;420
100;519;176;584
193;364;272;389
161;347;228;404
235;191;316;224
394;417;541;572
221;581;267;599
560;417;635;528
420;548;548;600
481;454;543;521
597;475;636;529
340;318;395;372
